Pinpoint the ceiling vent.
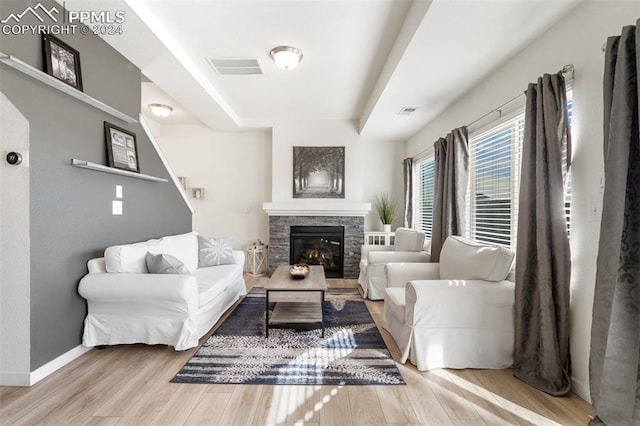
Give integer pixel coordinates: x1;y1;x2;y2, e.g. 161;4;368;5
398;107;418;116
208;58;263;75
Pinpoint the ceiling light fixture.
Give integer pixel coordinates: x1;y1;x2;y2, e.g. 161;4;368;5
270;46;303;70
148;103;173;118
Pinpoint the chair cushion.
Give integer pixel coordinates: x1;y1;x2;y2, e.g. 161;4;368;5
394;228;426;252
439;236;514;281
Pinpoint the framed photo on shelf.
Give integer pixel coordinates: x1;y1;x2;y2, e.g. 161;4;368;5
104;122;140;173
41;33;83;91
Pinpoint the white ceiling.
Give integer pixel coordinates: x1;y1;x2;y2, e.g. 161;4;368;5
63;0;581;139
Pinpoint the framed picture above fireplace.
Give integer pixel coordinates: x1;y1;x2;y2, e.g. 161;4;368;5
293;146;345;199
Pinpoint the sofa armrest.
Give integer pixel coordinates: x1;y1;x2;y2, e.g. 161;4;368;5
368;251;430;264
232;250;245;266
79;273;199;304
385;262;440;287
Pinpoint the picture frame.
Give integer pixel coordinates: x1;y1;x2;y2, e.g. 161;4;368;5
42;33;83;91
293;146;345;199
104;122;140;173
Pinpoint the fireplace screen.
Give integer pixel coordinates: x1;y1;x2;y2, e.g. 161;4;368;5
290;226;344;278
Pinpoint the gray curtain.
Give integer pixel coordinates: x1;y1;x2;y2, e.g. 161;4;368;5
589;21;640;426
514;72;572;396
431;127;469;262
403;158;414;228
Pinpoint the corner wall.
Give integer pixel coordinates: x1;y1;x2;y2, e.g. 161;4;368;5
157;124;272;249
405;1;640;401
0;93;31;385
0;0;191;376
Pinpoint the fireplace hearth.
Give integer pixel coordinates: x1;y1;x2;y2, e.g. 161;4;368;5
290;226;344;278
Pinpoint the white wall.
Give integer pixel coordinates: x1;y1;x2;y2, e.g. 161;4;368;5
158;124;272;249
0;93;31;385
272;119;405;230
405;1;640;401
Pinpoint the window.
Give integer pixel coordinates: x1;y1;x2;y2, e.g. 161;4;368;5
466;87;573;248
466;114;524;246
413;85;573;248
414;157;435;238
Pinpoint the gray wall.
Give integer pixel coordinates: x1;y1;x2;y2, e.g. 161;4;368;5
0;0;191;370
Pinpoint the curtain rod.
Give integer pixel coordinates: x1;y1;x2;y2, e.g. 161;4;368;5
465;64;574;129
411;63;574;160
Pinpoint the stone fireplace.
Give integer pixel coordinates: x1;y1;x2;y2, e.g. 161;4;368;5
264;202;370;279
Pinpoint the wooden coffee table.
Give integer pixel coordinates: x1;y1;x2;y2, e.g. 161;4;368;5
264;265;327;337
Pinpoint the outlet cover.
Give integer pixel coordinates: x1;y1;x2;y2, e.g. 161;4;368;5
112;200;123;215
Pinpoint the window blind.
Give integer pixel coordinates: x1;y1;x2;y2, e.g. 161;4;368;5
465;80;573;248
466;114;524;247
414;157;435;238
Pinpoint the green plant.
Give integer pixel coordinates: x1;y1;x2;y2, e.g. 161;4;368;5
374;193;397;225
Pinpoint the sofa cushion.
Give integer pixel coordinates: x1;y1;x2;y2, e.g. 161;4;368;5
105;238;164;273
160;232;199;271
198;235;235;267
145;252;190;275
394;228;426;252
104;232;198;273
439;236;515;282
192;263;243;307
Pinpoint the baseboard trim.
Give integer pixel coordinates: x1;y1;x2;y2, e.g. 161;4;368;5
572;376;591;403
1;345;92;386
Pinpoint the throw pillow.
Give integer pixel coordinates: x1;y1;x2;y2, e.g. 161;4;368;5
145;252;190;275
198;235;235;267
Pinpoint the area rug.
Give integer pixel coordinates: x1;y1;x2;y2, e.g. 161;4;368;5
171;288;405;385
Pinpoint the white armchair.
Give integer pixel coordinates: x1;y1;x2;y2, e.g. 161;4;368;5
357;227;430;300
383;235;515;371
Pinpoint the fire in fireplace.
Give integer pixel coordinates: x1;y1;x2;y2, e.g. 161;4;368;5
290;226;344;278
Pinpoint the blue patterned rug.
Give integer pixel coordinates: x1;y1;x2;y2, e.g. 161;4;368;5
171;288;405;385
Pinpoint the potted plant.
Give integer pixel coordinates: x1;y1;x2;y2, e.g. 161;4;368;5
374;193;397;232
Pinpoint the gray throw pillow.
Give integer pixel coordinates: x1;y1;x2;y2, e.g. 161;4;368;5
145;252;190;274
198;235;235;267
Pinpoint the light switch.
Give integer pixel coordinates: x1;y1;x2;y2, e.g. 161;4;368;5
116;185;123;199
112;200;123;215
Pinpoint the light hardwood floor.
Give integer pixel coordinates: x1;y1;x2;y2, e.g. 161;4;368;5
1;275;593;425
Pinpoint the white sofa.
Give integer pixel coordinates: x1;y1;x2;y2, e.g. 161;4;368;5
357;227;430;300
79;232;246;350
383;235;515;371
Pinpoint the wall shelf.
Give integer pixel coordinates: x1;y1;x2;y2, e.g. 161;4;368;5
71;159;168;182
0;52;137;124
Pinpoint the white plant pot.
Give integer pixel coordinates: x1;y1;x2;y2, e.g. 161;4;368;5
383;224;391;233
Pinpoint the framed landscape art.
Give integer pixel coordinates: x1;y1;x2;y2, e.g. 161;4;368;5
293;146;345;199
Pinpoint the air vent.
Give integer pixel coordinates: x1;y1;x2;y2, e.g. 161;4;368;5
398;107;418;116
208;58;263;75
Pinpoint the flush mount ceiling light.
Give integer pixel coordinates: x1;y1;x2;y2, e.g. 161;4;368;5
148;103;173;118
269;46;303;70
